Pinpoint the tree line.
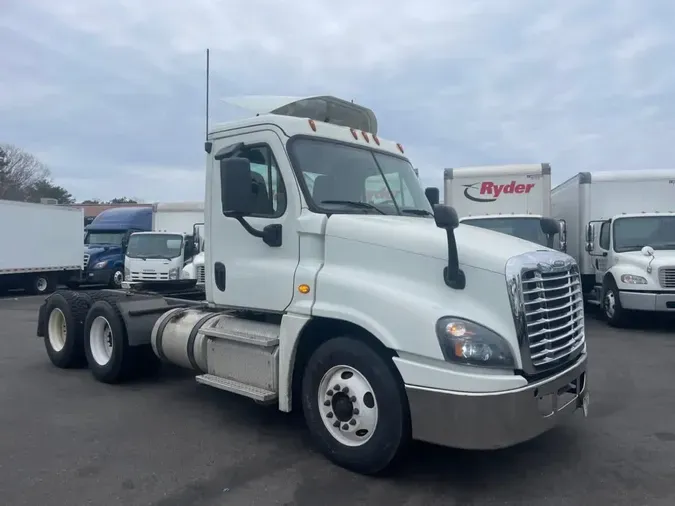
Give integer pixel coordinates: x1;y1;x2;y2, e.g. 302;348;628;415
0;143;138;205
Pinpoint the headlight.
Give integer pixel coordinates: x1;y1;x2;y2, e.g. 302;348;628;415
169;267;179;280
435;317;515;368
93;261;108;269
620;274;647;284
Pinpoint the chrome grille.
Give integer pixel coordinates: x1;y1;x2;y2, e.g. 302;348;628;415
130;270;170;281
196;265;206;284
658;267;675;289
506;251;586;375
83;253;90;268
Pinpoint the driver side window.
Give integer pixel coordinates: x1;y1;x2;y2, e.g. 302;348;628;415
233;145;287;218
599;222;610;250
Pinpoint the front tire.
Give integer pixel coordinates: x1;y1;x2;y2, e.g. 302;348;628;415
301;336;410;475
83;300;137;383
603;279;627;327
28;274;55;295
108;269;124;289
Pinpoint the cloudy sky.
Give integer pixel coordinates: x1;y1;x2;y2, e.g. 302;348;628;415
1;0;674;202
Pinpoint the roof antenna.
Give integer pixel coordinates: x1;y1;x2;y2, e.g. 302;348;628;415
204;49;212;153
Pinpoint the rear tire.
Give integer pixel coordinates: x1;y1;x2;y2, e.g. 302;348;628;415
43;291;92;368
84;300;141;383
301;336;410;475
28;274;55;295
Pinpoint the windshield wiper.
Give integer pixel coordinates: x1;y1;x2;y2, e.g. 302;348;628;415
320;200;385;215
400;208;433;217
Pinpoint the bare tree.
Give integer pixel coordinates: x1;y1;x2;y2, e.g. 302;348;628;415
0;143;51;200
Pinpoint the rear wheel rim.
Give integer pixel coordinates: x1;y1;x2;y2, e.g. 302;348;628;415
36;277;48;292
47;308;67;352
90;316;114;366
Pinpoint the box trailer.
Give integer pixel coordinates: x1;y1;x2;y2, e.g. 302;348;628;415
551;169;675;326
443;164;563;249
0;200;83;294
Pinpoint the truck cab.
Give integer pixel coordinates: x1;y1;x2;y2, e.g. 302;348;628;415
586;212;675;323
78;207;153;288
124;230;199;283
39;95;589;475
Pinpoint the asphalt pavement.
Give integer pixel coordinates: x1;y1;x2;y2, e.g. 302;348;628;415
1;293;674;506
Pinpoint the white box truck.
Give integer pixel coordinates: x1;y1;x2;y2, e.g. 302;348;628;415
442;164;564;249
124;202;204;283
551;169;675;326
0;200;83;294
37;95;588;475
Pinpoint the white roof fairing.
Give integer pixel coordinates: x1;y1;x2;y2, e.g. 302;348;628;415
221;95;378;135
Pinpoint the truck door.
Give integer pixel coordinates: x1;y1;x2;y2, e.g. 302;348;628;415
586;219;610;286
207;129;300;312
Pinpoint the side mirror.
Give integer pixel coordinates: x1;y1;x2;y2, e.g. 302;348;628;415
425;187;440;206
220;157;256;216
432;204;465;290
641;245;655;257
540;217;560;236
433;204;459;230
585;223;594;252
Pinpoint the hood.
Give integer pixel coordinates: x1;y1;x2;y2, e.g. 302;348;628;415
617;250;675;270
324;215;554;274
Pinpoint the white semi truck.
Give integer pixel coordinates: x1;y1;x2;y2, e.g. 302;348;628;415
0;200;83;294
441;164;565;249
37;96;588;475
124;202;204;283
552;169;675;326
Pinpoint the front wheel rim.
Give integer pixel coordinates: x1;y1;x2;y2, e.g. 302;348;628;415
113;271;123;286
317;365;379;447
36;277;48;292
47;308;67;352
90;316;114;366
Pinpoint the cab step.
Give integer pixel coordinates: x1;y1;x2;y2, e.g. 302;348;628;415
196;374;277;403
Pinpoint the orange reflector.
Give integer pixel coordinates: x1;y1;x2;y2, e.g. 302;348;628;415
362;131;370;143
350;128;358;140
372;134;380;145
298;284;310;294
396;143;404;153
308;119;317;132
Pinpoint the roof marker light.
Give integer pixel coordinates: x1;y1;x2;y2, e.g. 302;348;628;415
362;131;370;143
396;143;404;153
308;119;317;131
350;128;358;140
372;134;380;146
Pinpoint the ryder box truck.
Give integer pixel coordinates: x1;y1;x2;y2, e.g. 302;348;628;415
442;164;564;249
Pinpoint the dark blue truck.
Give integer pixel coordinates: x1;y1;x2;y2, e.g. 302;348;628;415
72;207;153;288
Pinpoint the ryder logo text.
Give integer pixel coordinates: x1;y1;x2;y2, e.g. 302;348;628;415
462;180;536;203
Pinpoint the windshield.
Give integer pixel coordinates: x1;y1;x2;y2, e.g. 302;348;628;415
85;231;126;246
289;138;433;216
126;233;184;259
462;217;549;247
613;216;675;252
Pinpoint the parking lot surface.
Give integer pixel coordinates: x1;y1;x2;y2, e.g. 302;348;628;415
1;294;674;506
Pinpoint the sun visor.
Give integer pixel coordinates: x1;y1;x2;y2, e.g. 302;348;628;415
222;95;378;135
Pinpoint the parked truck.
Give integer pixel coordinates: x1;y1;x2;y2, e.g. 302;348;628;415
37;95;588;475
124;202;204;283
440;164;564;249
77;207;153;289
0;200;83;294
551;169;675;326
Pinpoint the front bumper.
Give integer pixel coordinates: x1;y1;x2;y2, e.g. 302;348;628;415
405;354;588;450
619;290;675;311
80;268;112;284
